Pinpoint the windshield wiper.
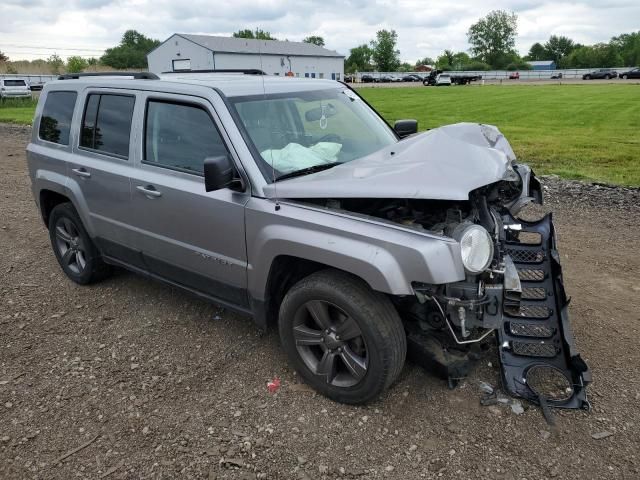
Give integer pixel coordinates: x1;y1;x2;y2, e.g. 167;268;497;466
274;162;342;182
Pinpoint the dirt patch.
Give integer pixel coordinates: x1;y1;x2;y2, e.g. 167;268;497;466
1;123;639;479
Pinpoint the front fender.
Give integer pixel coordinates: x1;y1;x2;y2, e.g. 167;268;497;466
245;198;466;300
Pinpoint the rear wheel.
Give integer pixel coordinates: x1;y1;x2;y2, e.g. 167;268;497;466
621;75;627;79
604;74;610;79
584;75;591;80
48;203;111;284
279;270;406;404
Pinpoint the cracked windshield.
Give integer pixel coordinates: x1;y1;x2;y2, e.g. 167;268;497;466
231;88;397;180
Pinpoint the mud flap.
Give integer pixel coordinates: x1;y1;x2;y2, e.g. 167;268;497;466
497;213;591;409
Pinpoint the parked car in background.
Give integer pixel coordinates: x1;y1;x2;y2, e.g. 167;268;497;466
402;74;422;82
0;78;32;99
508;72;520;80
379;75;395;83
619;67;640;79
360;74;376;83
435;74;452;86
550;72;563;79
343;75;354;83
583;68;618;80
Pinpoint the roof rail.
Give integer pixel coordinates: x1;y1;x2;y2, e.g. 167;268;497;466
57;72;160;80
160;69;266;75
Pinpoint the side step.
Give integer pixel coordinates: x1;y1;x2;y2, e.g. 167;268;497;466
497;213;591;409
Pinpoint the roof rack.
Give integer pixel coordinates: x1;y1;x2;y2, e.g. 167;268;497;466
57;72;159;80
160;69;265;75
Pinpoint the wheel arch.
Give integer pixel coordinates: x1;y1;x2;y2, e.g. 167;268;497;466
253;254;399;330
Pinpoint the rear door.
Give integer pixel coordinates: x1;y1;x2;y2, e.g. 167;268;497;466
128;92;250;308
67;89;143;267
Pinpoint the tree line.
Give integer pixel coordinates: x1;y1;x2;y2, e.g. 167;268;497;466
1;20;638;74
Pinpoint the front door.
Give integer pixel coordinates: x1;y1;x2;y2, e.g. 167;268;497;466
128;93;250;308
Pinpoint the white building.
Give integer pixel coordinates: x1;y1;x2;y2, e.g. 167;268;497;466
147;34;345;80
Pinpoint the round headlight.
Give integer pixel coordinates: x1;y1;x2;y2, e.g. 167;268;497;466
452;224;494;274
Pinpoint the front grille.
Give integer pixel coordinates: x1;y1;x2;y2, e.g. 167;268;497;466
505;305;552;319
507;248;545;264
522;287;547;300
512;341;557;358
518;268;545;282
509;322;554;338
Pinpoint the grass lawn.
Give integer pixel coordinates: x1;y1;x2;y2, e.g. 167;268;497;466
1;85;638;185
0;98;37;125
359;84;640;186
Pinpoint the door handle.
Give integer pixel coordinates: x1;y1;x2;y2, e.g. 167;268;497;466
136;185;162;198
72;167;91;178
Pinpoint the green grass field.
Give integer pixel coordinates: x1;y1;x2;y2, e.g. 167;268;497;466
359;84;640;186
1;85;638;185
0;98;37;125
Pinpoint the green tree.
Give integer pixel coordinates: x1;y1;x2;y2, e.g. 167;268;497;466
345;44;373;72
526;42;546;61
370;29;400;71
415;56;435;67
398;62;414;72
611;31;640;66
467;10;518;68
233;29;276;40
47;54;64;74
0;51;8;62
544;35;576;65
100;30;160;69
303;36;325;47
66;56;88;73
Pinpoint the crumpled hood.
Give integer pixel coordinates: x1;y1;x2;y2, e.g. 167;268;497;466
263;123;519;201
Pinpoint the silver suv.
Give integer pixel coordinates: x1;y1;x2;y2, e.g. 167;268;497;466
27;72;590;408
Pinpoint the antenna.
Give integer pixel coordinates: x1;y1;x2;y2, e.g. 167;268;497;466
258;39;280;211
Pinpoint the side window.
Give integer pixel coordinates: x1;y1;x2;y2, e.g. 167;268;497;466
39;91;77;145
144;100;228;175
80;93;135;158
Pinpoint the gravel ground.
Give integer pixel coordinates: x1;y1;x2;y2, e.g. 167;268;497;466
1;124;639;479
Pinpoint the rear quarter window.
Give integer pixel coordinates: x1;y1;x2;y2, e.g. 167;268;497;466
4;80;27;87
39;91;78;145
80;93;135;158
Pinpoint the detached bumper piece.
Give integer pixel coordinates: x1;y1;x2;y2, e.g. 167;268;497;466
498;213;591;409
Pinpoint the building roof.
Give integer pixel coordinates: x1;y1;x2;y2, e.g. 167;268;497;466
527;60;556;66
169;34;344;58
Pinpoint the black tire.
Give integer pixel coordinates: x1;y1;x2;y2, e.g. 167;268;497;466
584;75;591;80
48;202;111;285
604;75;610;79
279;269;406;404
621;75;627;80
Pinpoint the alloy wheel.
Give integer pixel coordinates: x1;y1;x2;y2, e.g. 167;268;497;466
54;217;87;275
292;300;368;387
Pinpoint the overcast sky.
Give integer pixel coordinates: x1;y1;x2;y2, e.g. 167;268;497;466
1;0;638;63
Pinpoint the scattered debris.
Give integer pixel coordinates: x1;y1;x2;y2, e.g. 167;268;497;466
53;434;100;464
591;431;614;440
267;377;281;394
100;461;123;479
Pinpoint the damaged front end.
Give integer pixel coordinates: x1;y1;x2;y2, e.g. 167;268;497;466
307;164;591;410
401;168;591;410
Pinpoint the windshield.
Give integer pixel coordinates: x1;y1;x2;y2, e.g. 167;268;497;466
230;88;397;182
4;80;27;87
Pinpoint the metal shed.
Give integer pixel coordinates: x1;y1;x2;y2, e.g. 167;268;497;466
147;34;345;80
526;60;557;71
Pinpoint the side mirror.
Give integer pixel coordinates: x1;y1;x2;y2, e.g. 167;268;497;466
394;119;418;138
204;155;234;192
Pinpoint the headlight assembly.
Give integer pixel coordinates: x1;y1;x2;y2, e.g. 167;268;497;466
451;223;494;274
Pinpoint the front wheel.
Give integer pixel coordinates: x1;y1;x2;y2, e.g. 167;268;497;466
621;75;627;80
584;75;591;80
279;270;406;404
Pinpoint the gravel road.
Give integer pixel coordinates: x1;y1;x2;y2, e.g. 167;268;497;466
1;123;639;479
